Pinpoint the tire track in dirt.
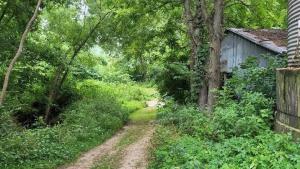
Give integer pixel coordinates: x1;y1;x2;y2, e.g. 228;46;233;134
60;126;134;169
118;127;155;169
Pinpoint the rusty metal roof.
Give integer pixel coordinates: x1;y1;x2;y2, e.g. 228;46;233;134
227;28;287;54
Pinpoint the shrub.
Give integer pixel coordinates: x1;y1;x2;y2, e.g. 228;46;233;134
153;62;190;103
158;103;212;138
151;102;300;168
226;55;287;100
0;108;18;137
214;91;274;138
150;133;300;169
158;91;274;140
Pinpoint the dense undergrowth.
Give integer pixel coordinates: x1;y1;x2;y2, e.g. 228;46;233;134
149;56;300;168
0;80;154;169
150;103;300;168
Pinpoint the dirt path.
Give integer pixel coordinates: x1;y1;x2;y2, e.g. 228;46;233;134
60;126;134;169
60;100;158;169
118;127;155;169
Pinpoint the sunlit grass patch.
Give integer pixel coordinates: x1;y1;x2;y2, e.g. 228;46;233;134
129;107;157;123
122;100;145;113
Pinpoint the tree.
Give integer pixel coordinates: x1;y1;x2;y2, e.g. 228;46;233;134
200;0;225;111
0;0;42;106
183;0;201;70
43;1;112;123
44;19;103;123
182;0;209;106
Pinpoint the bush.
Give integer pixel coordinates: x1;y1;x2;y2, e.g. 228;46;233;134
214;91;274;139
153;62;190;103
0;108;18;137
150;133;300;169
102;70;132;84
226;55;287;100
157;91;274;140
158;103;212;137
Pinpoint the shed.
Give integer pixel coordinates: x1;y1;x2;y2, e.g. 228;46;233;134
221;28;287;73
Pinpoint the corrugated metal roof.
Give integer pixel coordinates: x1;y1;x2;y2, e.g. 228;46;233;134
227;28;287;54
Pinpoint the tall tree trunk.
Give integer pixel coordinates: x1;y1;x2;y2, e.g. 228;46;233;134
207;37;222;110
207;0;224;111
198;0;224;111
0;0;42;106
198;80;208;107
183;0;203;102
184;0;200;69
184;0;211;107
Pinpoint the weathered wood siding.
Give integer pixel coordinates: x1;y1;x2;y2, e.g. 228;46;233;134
220;33;275;73
275;68;300;137
288;0;300;67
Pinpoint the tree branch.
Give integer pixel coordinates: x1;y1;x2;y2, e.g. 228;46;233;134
0;0;42;106
58;11;112;89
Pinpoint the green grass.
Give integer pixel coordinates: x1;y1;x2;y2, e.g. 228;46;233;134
122;100;145;113
129;107;157;123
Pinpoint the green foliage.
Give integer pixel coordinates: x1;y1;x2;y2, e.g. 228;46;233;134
225;0;287;28
154;62;190;103
151;100;300;169
151;133;300;169
158;103;209;137
215;92;274;139
0;81;152;169
225;55;287;100
150;55;296;168
191;43;209;102
97;59;133;84
0;108;18;137
158;91;274;140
